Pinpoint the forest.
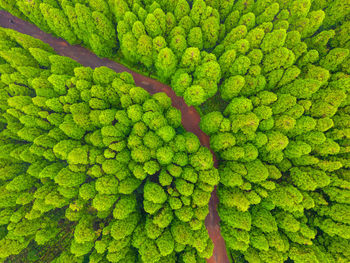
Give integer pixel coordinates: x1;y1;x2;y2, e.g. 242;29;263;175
0;0;349;263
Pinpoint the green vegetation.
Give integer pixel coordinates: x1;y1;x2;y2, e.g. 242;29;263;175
198;1;350;262
0;27;218;262
2;1;350;109
1;0;223;106
1;0;350;262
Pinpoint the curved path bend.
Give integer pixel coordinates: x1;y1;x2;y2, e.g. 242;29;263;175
0;10;230;263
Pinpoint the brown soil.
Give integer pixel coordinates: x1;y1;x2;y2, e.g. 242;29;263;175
0;10;230;263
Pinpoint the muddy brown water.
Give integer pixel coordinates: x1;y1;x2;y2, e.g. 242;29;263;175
0;10;230;263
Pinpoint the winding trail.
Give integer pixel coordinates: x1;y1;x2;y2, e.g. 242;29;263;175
0;10;230;263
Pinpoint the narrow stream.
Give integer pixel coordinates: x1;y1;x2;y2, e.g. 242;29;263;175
0;10;230;263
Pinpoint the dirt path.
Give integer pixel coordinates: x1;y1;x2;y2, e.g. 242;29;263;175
0;10;230;263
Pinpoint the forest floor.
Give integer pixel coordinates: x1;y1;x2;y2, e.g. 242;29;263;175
0;10;230;263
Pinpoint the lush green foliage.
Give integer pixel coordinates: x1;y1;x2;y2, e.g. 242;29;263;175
1;0;224;106
1;0;350;109
0;27;218;263
198;1;350;262
1;0;350;262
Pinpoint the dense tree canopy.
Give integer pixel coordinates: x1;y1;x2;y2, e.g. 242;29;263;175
1;0;223;106
0;27;218;263
1;0;350;262
198;1;350;262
